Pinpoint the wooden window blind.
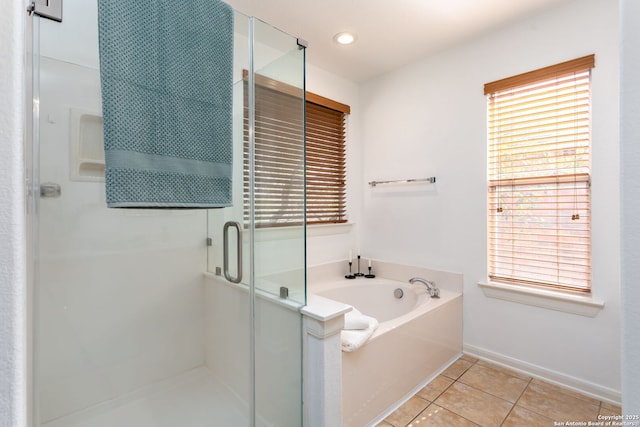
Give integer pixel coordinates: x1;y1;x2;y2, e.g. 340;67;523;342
485;55;594;293
243;73;349;227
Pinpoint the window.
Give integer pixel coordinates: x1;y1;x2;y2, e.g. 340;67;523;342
305;95;349;225
485;55;594;293
244;73;349;227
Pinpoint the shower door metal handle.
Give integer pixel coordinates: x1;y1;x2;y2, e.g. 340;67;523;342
223;221;243;283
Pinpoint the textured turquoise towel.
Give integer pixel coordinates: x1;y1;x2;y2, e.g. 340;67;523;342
97;0;233;208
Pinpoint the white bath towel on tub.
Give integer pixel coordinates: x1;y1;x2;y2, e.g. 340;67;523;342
341;313;378;352
343;307;370;330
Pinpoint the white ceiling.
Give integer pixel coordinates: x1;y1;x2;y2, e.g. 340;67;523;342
224;0;573;82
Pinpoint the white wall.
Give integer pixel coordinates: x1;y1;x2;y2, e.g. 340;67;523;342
358;0;621;399
620;0;640;415
0;1;27;427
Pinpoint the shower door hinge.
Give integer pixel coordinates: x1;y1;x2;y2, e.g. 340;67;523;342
206;237;212;247
296;38;308;50
28;0;63;22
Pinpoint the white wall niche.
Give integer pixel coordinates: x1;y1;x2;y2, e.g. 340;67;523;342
69;108;105;182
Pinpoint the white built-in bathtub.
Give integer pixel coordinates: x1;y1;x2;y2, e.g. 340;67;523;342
312;277;463;427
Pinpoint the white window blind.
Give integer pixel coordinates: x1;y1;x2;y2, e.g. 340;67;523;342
243;73;349;227
485;55;594;293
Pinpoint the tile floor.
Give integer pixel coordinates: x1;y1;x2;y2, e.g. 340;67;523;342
377;354;622;427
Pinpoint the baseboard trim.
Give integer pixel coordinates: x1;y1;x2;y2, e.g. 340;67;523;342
463;344;621;406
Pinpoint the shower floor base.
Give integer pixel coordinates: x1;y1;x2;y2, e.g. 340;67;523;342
41;367;249;427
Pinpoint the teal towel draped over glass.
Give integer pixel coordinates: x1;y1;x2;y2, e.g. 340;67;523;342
97;0;234;208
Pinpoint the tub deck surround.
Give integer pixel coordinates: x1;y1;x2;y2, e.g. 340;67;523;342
306;261;463;427
307;259;464;294
313;279;459;340
316;279;429;324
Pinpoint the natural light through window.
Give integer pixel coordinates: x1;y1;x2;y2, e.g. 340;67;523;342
485;55;594;293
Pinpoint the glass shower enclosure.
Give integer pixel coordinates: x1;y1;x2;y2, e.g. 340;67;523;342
32;1;306;426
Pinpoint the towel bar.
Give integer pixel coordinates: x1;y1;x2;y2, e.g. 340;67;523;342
368;177;436;187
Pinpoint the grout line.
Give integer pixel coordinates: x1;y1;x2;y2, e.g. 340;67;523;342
379;355;466;426
405;403;428;427
394;395;429;427
434;377;456;402
434;392;483;427
499;377;533;426
405;400;481;427
430;357;485;426
405;356;475;426
506;378;589;424
455;365;531;408
390;354;609;427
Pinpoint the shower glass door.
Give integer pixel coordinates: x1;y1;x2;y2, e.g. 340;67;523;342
204;13;306;427
33;1;305;426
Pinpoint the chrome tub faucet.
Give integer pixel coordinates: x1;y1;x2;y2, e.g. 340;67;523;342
409;277;440;298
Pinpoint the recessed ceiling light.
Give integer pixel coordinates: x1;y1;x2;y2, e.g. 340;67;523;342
333;32;357;45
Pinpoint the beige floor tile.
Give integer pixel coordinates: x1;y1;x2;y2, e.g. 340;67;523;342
460;354;479;363
434;381;512;426
384;396;429;426
599;405;623;418
601;401;622;414
375;422;394;427
502;404;556;427
530;378;600;406
458;363;529;403
518;381;600;423
407;403;479;427
475;359;532;381
415;375;454;402
441;359;474;380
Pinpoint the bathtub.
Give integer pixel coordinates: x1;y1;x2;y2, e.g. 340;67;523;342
312;277;463;427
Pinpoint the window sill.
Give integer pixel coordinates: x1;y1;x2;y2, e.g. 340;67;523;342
307;222;353;237
477;281;604;317
252;222;353;241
